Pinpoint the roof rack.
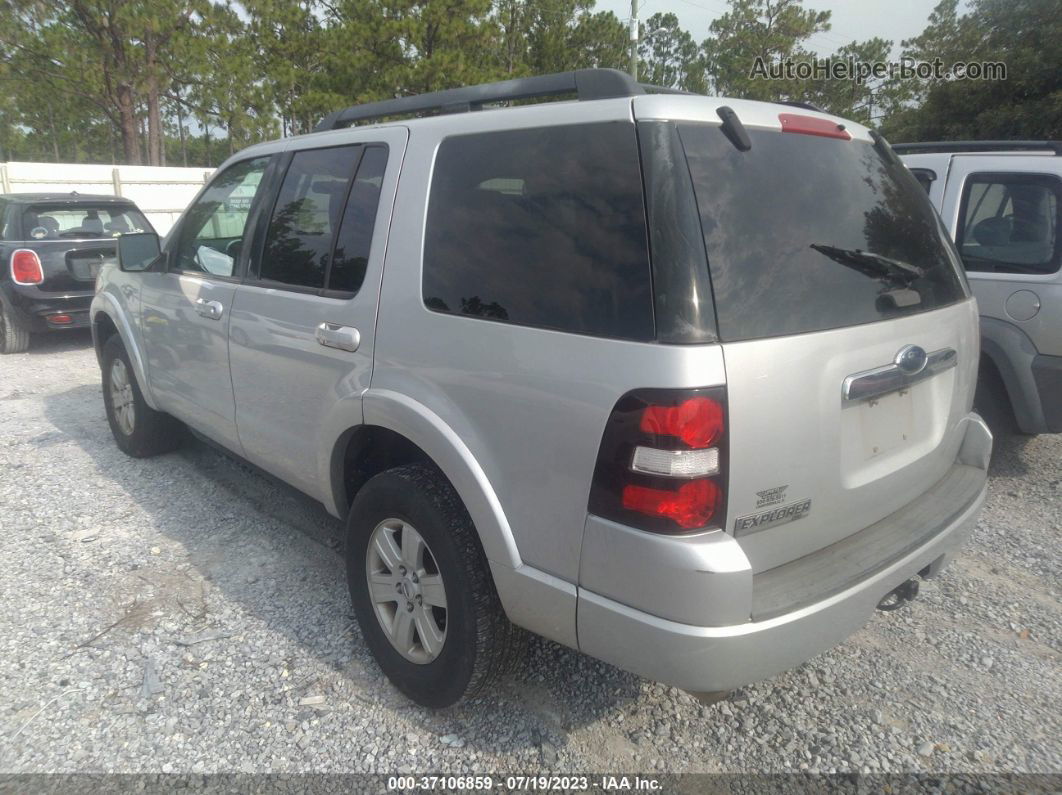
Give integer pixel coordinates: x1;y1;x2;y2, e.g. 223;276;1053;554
315;68;667;132
891;140;1062;155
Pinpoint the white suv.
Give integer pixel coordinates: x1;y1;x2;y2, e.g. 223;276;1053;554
898;141;1062;434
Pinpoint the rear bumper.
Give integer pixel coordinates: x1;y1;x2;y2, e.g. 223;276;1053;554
0;281;93;332
576;413;990;693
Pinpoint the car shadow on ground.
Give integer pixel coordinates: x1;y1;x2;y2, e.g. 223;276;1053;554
988;428;1035;478
25;328;94;355
43;383;643;756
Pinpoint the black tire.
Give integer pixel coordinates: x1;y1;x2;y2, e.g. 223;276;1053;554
0;304;30;354
101;334;183;457
347;463;527;708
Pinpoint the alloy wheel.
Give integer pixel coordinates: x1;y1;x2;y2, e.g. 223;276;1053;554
365;519;448;664
109;358;136;436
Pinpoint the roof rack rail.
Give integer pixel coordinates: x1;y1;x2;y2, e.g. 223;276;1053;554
891;140;1062;155
315;68;650;132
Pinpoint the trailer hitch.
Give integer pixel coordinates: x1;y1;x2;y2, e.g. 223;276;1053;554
876;578;920;612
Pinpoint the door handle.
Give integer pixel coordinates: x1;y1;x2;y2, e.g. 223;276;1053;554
315;322;360;352
195;298;224;320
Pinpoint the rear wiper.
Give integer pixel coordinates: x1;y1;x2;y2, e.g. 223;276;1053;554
716;106;751;152
810;244;925;284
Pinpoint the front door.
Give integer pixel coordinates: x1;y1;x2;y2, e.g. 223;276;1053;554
228;129;406;502
140;156;273;451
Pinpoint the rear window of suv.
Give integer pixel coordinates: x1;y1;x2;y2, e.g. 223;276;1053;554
678;124;967;342
423;122;654;341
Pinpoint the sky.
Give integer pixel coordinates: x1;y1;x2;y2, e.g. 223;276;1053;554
597;0;967;56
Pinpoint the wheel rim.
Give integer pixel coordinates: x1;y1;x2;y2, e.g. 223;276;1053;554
109;358;136;436
365;519;447;664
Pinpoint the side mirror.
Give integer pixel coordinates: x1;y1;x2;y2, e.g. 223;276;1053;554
118;232;161;272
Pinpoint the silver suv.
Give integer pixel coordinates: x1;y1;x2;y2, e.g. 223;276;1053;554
91;69;992;708
897;141;1062;434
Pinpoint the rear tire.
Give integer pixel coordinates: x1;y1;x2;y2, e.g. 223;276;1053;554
101;334;183;457
0;304;30;354
347;463;527;708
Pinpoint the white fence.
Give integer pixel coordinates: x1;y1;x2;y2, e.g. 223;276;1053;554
0;161;216;235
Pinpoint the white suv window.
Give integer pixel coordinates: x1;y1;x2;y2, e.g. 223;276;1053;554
958;173;1061;275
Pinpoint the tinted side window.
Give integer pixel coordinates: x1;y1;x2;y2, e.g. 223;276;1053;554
174;157;269;276
329;146;387;294
423;122;653;341
957;173;1061;275
260;146;363;289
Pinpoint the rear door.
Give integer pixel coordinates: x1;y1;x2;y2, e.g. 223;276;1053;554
674;114;978;572
939;157;1062;357
140;156;274;451
228;129;405;502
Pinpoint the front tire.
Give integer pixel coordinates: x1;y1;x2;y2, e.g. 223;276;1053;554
101;334;182;457
0;304;30;354
347;464;526;707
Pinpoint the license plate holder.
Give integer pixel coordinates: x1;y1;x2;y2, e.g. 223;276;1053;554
860;388;915;459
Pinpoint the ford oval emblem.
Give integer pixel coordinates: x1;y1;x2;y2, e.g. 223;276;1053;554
895;344;928;374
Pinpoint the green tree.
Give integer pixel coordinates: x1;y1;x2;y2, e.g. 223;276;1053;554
639;12;705;93
882;0;1062;141
807;37;910;126
523;0;625;74
703;0;831;100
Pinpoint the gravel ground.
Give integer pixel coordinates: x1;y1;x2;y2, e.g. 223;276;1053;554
0;331;1059;776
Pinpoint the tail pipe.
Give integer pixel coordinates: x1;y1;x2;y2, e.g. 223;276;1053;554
877;578;920;612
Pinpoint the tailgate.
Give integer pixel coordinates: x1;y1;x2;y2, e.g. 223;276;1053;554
723;299;979;571
64;244;116;283
32;241;115;292
672;108;977;572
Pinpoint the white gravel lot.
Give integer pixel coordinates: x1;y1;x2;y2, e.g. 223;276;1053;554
0;331;1059;776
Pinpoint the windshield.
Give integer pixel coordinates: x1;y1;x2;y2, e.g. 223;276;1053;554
678;124;967;342
22;204;152;240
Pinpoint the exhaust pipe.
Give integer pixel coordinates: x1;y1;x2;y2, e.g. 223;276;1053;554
877;578;919;612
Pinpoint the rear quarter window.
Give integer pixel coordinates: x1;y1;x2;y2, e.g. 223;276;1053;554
679;124;967;342
423;122;654;341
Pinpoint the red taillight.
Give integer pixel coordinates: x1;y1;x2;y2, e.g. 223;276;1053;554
622;479;721;529
778;112;852;141
49;314;72;325
640;396;723;448
588;387;728;534
11;249;44;285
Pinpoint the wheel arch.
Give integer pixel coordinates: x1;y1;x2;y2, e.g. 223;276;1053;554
327;389;522;570
90;293;159;410
979;316;1047;433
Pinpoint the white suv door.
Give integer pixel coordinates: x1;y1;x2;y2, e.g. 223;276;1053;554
140;156;273;452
